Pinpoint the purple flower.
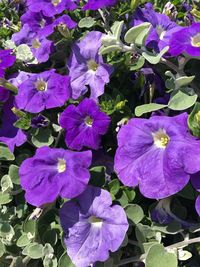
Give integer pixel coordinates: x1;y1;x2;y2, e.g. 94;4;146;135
31;114;49;128
191;172;200;216
42;14;77;37
21;11;54;37
27;0;77;17
59;185;128;267
0;97;27;152
19;146;92;207
131;3;181;52
68;31;113;99
0;49;16;69
59;98;110;150
169;23;200;57
12;24;54;63
82;0;117;10
15;69;71;113
114;113;200;199
0;70;10;103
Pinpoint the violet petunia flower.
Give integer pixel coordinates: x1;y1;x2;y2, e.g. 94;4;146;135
15;69;71;113
131;3;181;52
82;0;117;10
27;0;77;17
169;22;200;57
68;31;113;99
0;97;27;152
0;49;16;69
59;185;128;267
19;146;92;207
59;98;110;150
20;11;54;37
12;24;54;63
191;172;200;216
114;113;200;199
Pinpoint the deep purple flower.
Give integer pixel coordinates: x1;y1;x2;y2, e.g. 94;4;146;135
0;49;16;69
169;23;200;57
42;14;77;37
82;0;117;10
59;98;110;150
27;0;77;17
31;114;49;128
59;185;128;267
0;69;10;102
19;146;92;207
21;11;54;37
12;24;54;63
114;113;200;199
191;172;200;216
15;69;71;113
131;3;181;52
0;97;27;152
68;31;113;99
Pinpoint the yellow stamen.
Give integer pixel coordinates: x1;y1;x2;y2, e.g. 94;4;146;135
153;129;170;148
57;158;66;173
87;60;98;71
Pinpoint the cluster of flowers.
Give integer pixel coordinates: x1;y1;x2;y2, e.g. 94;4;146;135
1;0;200;266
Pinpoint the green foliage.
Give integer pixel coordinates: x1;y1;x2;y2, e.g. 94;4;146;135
146;244;178;267
188;102;200;137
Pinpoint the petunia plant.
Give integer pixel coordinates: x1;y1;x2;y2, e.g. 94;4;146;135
1;0;200;267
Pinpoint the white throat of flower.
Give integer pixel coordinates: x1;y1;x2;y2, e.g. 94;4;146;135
35;79;48;92
57;158;66;173
191;33;200;47
84;116;93;127
152;129;170;148
89;216;103;228
52;0;61;6
87;60;99;72
32;39;41;49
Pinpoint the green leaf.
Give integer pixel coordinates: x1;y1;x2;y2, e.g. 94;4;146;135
108;179;120;196
27;243;44;259
8;165;20;185
58;252;75;267
125;204;144;224
31;128;54;148
135;223;155;243
168;89;197;111
1;175;13;193
0;143;15;161
78;17;95;28
99;45;122;55
90;166;106;187
124;22;151;44
0;223;15;240
17;233;32;247
146;244;178;267
174;75;195;89
16;44;34;62
43;243;54;257
135;103;167;117
23;218;37;235
0;239;5;257
14;114;31;130
135;26;152;46
142;46;169;64
125;54;145;71
0;192;13;204
43;229;58;246
188;102;200;137
110;21;124;41
152;221;182;234
43;256;57;267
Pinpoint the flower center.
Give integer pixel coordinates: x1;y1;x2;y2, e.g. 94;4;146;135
195;111;200;122
152;129;170;148
157;26;166;40
84;116;93;127
191;33;200;47
32;39;41;49
89;216;103;227
52;0;61;6
57;158;66;173
35;79;47;91
87;60;98;71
